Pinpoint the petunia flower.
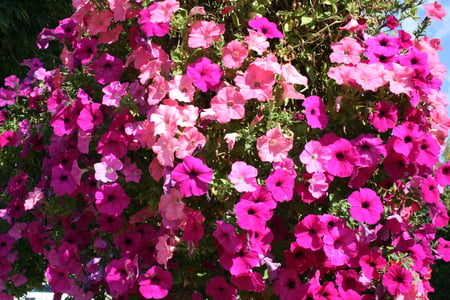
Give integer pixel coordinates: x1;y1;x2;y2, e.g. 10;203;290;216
171;156;213;197
228;161;258;192
138;266;173;299
382;264;413;296
347;188;384;224
256;127;293;163
424;1;447;21
188;20;225;49
95;183;130;216
302;95;328;129
248;16;284;39
187;57;223;92
265;169;294;202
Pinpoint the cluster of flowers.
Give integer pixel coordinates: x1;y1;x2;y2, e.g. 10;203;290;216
1;0;450;299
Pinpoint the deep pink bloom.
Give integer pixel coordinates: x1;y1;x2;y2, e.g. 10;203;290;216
273;268;306;300
73;38;98;65
294;214;326;250
77;103;103;132
351;133;386;167
368;101;398;132
322;226;358;266
436;237;450;262
45;265;74;293
391;121;423;157
265;169;294;202
284;242;319;274
323;134;359;177
231;272;265;293
302;95;328;129
240;185;277;209
359;248;387;280
187;57;223;92
51;166;77;196
436;162;450;186
0;234;14;256
171;156;213;197
248;16;284;39
385;15;399;30
95;183;130;216
382;264;413;295
139;266;173;299
235;200;273;230
92;53;124;85
205;276;237;300
105;257;138;298
348;188;383;224
212;221;242;254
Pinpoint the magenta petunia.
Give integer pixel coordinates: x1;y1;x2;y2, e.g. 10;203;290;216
368;101;398;133
138;266;173;299
294;214;326;250
347;188;384;224
234;200;273;231
205;276;237;299
95;183;130;216
186;57;223;92
265;169;294;202
382;264;413;296
171;156;213;197
322;134;359;178
105;257;138;298
92;53;124;85
248;16;284;39
302;95;328;129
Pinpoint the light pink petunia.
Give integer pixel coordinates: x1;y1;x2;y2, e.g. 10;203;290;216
330;36;363;65
256;128;293;163
299;140;332;173
235;63;275;101
228;161;258;193
211;86;246;124
188;20;225;49
222;40;249;68
424;1;447;21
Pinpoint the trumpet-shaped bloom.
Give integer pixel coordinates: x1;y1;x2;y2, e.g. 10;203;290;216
228;161;258;193
188;20;225;49
256;128;293;163
211;86;246;124
302;95;328;129
424;1;447;21
187;57;223;92
235;63;275;101
171;156;213;197
248;16;284;39
138;266;173;299
222;40;249;68
347;188;383;224
95;183;130;216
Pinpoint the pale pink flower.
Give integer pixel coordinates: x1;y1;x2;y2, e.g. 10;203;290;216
330;36;363;65
222;40;249;68
152;135;180;167
168;75;195;103
150;103;180;136
352;63;386;92
147;75;169;105
176;126;206;159
228;161;258;192
256;128;293;163
24;187;45;210
224;133;239;151
211;86;246;123
299;140;332;173
280;63;308;86
424;1;447;21
245;29;269;55
188;20;225;49
155;235;177;267
308;172;329;199
176;104;199;128
94;154;123;183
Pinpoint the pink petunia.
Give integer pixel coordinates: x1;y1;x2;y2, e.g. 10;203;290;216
222;40;249;68
322;134;359;177
294;214;326;250
138;266;173;299
368;101;398;133
211;86;246;124
95;183;130;216
256;127;293;163
92;53;124;85
234;200;273;231
265;169;294;202
171;156;213;197
382;264;413;296
302;95;328;129
188;20;225;49
235;63;275;101
187;57;223;92
347;188;384;224
205;276;237;299
248;16;284;39
168;74;195;103
330;36;363;65
299;140;332;173
245;29;269;55
424;1;447;21
228;161;258;193
94;154;123;183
